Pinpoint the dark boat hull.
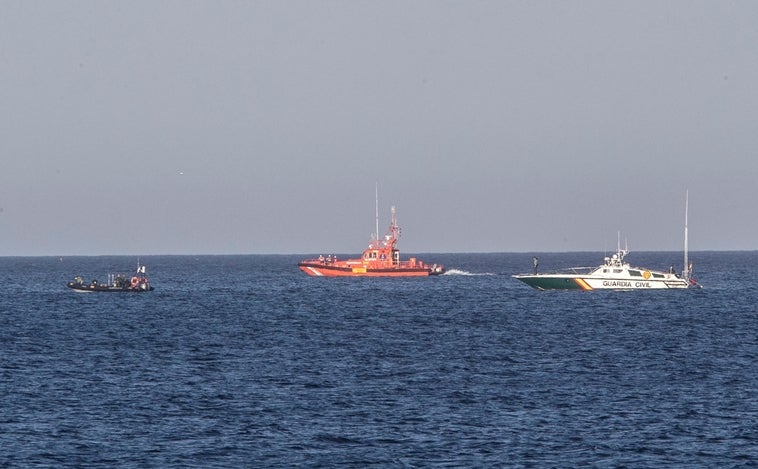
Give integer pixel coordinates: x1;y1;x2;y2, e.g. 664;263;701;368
67;283;154;292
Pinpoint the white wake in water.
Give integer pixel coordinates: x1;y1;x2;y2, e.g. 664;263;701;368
443;269;496;276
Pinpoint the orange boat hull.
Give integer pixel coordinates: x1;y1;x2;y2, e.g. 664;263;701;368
298;260;442;277
299;205;444;277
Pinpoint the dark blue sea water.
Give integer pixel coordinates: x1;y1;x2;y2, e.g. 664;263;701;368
1;252;756;467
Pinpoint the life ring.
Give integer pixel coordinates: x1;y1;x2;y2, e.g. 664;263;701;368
130;276;139;287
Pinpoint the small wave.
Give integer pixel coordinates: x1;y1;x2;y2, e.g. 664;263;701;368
443;269;495;276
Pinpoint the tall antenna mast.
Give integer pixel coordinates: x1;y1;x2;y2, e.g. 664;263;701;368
617;231;621;253
683;190;689;280
375;182;380;241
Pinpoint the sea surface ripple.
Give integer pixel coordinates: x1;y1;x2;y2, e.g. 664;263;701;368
1;252;756;467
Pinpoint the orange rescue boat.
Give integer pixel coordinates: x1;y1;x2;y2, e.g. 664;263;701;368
299;206;444;277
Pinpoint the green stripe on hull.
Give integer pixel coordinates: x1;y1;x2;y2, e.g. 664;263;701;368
516;276;584;290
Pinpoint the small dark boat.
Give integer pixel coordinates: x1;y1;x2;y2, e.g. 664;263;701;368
67;262;154;292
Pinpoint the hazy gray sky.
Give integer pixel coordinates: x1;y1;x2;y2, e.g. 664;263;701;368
1;1;756;255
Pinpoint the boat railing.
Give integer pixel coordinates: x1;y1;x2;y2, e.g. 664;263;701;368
301;257;430;270
300;257;344;264
548;266;596;275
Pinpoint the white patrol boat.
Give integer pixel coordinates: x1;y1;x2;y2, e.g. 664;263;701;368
513;191;700;291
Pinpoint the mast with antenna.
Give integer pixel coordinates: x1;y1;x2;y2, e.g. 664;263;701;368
683;190;689;281
617;231;621;255
375;182;380;243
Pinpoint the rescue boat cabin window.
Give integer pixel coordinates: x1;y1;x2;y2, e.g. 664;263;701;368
629;270;642;277
364;251;379;260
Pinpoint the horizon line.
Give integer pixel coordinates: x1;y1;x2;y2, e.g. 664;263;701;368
1;248;756;258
